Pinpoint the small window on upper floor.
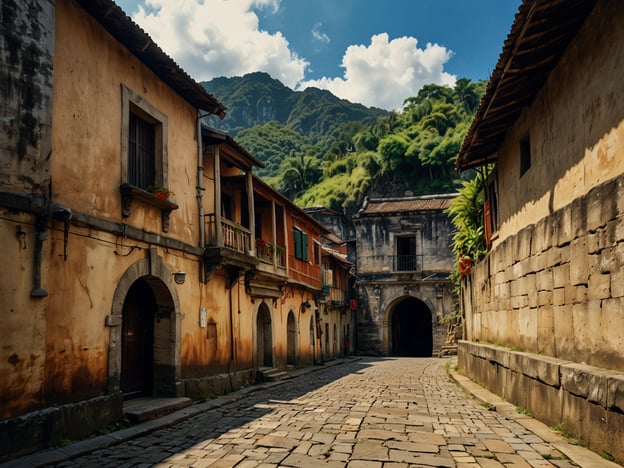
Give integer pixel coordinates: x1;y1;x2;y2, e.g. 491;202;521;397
520;135;531;177
313;240;320;265
293;227;308;261
121;85;168;191
395;235;418;271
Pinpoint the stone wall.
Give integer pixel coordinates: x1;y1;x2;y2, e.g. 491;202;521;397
458;341;624;464
463;174;624;371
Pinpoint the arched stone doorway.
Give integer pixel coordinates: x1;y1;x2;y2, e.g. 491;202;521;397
256;303;273;367
286;311;296;366
120;276;176;398
107;250;182;398
390;297;433;357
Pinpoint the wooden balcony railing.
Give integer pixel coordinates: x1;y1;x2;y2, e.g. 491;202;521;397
205;214;251;254
256;240;286;268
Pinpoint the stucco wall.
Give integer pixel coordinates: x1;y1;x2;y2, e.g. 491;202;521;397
355;210;454;274
491;0;624;246
0;0;54;195
51;0;201;242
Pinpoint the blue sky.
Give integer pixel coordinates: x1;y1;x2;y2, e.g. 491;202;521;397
114;0;520;110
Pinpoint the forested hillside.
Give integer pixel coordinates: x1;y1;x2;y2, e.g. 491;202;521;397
203;72;387;138
202;73;485;217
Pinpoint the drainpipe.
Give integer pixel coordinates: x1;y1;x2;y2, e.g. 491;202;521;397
246;171;255;256
214;146;222;247
197;114;208;249
31;214;48;297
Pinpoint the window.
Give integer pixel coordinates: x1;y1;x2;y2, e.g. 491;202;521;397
119;85;176;231
128;112;155;189
396;235;418;271
484;169;499;246
520;135;531;177
313;241;320;264
325;269;334;287
121;85;168;190
293;228;308;261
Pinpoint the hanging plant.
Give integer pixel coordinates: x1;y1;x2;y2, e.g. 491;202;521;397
146;184;174;200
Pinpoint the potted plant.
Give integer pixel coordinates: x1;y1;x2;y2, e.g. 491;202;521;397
146;184;174;200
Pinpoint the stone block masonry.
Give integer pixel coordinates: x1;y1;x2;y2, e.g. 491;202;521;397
460;173;624;464
459;341;624;464
464;174;624;371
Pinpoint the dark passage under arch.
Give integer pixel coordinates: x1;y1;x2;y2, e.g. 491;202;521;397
391;297;432;357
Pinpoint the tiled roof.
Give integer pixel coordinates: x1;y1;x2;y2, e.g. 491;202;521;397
77;0;227;118
456;0;597;169
358;195;454;215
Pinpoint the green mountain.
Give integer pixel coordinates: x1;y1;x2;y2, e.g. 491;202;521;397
202;72;485;217
202;72;388;139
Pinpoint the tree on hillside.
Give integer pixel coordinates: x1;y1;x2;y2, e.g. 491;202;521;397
278;152;322;199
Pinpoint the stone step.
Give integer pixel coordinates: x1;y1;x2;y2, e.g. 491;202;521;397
123;396;192;424
257;367;289;382
440;345;458;356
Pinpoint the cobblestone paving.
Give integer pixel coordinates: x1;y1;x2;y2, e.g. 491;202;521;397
54;358;579;467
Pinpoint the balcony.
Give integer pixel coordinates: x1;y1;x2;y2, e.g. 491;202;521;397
204;214;257;279
205;214;250;254
256;240;286;268
394;254;419;272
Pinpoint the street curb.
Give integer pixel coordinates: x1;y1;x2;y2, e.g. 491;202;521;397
447;364;621;468
2;357;361;468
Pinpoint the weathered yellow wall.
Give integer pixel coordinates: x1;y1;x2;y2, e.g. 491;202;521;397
0;212;47;418
492;0;624;245
51;0;200;242
2;0;340;430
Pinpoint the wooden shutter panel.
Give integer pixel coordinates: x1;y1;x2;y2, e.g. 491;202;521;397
302;232;308;261
294;229;302;259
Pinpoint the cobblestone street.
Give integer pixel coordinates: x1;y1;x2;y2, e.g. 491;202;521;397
12;357;614;467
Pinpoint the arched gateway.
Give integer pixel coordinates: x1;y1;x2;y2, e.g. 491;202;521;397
389;297;433;357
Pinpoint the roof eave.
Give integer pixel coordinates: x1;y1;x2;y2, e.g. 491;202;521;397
456;0;597;171
76;0;227;118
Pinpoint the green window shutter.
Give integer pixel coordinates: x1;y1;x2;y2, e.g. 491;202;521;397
302;232;308;261
294;229;302;259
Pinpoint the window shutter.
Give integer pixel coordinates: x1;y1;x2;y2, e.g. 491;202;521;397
294;229;302;259
302;232;308;261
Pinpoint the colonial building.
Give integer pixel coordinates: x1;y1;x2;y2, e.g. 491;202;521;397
455;0;624;462
305;206;358;358
305;206;357;263
0;0;351;460
353;194;456;356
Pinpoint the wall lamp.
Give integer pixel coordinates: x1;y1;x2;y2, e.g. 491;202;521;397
173;271;187;284
302;300;312;310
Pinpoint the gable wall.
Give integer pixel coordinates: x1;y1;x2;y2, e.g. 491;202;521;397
492;0;624;246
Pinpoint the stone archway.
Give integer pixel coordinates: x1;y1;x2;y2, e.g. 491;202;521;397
120;276;177;398
286;310;296;366
107;249;182;397
256;302;273;367
389;297;433;357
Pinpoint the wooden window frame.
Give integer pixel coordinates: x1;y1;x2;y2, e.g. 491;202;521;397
121;84;168;190
119;85;176;231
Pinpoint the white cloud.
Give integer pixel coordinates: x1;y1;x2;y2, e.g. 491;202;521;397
312;23;330;44
299;33;456;110
132;0;308;87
